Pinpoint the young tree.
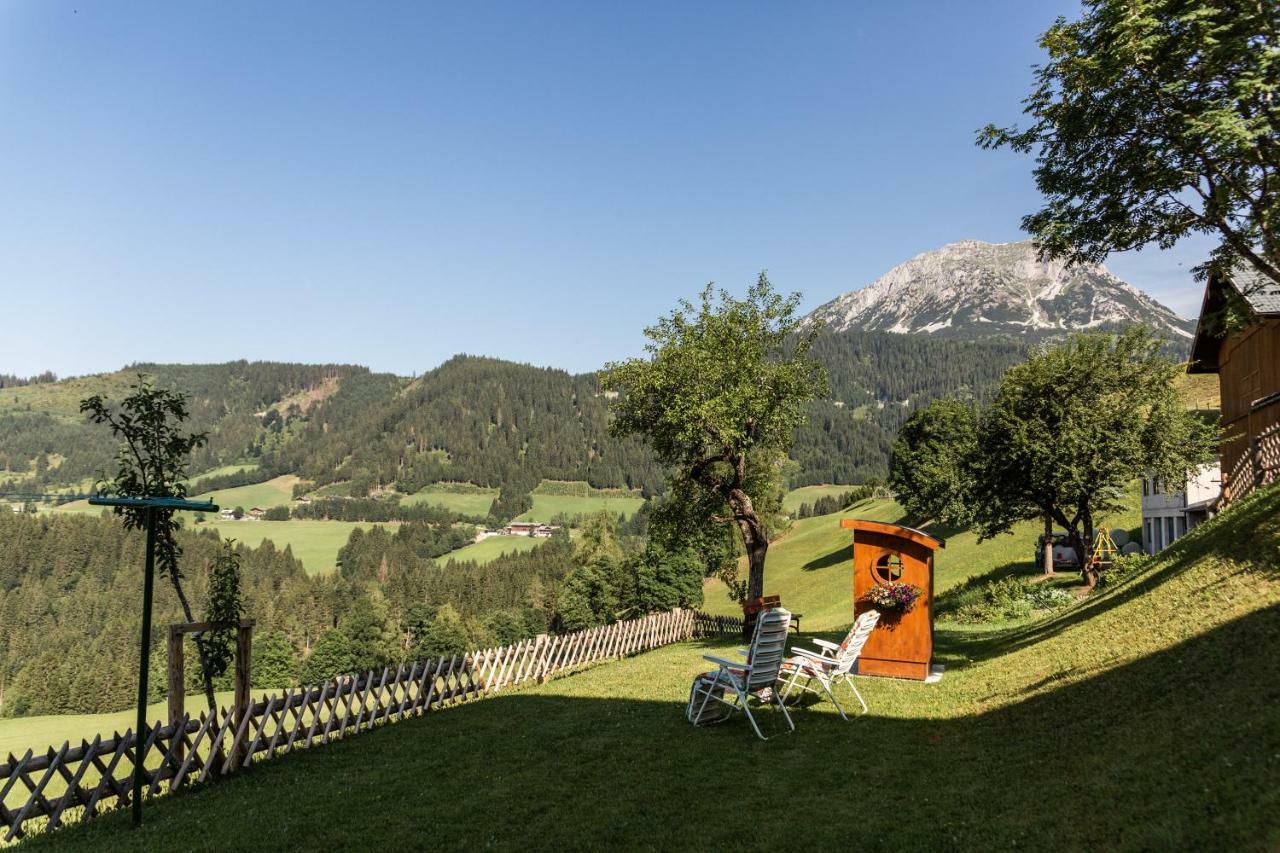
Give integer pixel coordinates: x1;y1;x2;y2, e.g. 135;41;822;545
888;400;979;527
969;328;1216;585
601;275;827;600
81;377;238;713
978;0;1280;288
203;540;245;691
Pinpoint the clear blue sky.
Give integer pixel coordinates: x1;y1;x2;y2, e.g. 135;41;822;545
0;1;1212;379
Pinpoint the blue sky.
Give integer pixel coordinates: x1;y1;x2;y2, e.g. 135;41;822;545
0;1;1213;379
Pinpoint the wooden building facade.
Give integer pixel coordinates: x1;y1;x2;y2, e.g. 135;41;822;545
1188;265;1280;503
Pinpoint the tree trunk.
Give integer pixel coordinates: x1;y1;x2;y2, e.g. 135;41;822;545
1042;514;1055;577
728;488;769;601
1080;506;1097;587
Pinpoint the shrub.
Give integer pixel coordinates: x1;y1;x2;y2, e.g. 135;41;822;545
941;575;1074;624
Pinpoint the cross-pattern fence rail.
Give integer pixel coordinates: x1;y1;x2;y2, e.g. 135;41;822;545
1223;420;1280;505
0;607;742;842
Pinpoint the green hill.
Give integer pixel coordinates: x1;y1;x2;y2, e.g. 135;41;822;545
28;485;1279;850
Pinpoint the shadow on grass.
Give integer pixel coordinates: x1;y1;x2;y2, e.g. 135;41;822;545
27;605;1280;853
801;543;850;571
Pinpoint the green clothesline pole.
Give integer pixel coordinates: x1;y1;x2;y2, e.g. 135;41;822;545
88;494;218;828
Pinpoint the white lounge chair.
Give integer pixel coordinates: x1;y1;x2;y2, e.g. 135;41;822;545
686;608;794;740
779;610;880;720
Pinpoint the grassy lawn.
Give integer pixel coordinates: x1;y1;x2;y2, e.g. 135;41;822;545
26;485;1280;850
400;484;498;517
197;520;394;575
781;484;858;514
439;535;544;566
192;475;300;511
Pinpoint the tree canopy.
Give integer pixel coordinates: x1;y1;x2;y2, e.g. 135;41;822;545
979;0;1280;287
601;275;827;600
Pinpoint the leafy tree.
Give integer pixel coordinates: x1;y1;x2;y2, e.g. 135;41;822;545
978;0;1280;288
889;400;979;527
969;328;1216;585
232;506;244;520
80;377;231;713
628;542;704;613
301;629;355;685
556;562;617;631
202;540;245;683
251;631;298;688
602;275;827;600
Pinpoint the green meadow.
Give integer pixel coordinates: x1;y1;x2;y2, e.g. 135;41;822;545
517;482;645;522
781;484;860;514
198;519;394;575
440;535;544;565
401;483;498;517
192;475;300;511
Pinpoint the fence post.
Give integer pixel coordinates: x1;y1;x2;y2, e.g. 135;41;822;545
167;626;184;765
232;621;254;768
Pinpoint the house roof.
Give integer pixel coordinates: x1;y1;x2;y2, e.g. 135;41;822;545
1188;264;1280;373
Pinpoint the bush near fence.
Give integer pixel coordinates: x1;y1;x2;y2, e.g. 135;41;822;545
0;608;742;842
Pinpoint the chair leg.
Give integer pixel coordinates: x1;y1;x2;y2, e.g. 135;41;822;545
773;688;796;734
815;676;849;721
739;687;769;741
842;674;869;715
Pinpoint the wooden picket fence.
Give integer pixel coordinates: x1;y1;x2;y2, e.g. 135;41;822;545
0;607;742;842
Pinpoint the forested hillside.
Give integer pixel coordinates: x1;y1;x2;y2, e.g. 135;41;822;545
263;356;669;495
0;512;589;716
0;362;366;494
3;334;1029;499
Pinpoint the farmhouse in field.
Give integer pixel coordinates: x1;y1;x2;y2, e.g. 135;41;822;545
1188;265;1280;504
248;506;267;519
218;507;236;520
503;521;558;537
1140;464;1220;554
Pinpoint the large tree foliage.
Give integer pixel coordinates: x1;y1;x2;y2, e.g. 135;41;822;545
888;400;979;527
602;275;827;600
901;326;1208;584
979;0;1280;286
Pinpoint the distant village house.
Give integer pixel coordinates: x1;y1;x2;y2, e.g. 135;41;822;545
1140;464;1220;555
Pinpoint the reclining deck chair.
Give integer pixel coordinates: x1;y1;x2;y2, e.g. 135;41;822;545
779;609;880;720
686;608;794;740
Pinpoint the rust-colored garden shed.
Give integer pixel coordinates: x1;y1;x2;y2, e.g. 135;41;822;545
840;518;944;681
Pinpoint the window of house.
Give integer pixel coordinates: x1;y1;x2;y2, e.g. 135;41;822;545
1177;516;1186;538
1142;478;1149;496
1165;516;1176;546
1145;519;1153;553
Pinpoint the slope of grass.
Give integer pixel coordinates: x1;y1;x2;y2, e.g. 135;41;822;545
192;475;300;511
198;520;394;575
517;482;645;522
400;483;497;517
781;484;857;514
28;485;1280;851
701;494;1140;631
440;535;544;565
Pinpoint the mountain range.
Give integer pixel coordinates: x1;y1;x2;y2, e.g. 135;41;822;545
805;239;1193;341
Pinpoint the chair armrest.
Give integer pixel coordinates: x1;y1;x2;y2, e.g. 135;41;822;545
703;655;750;671
812;639;840;651
790;648;835;665
736;649;751;658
